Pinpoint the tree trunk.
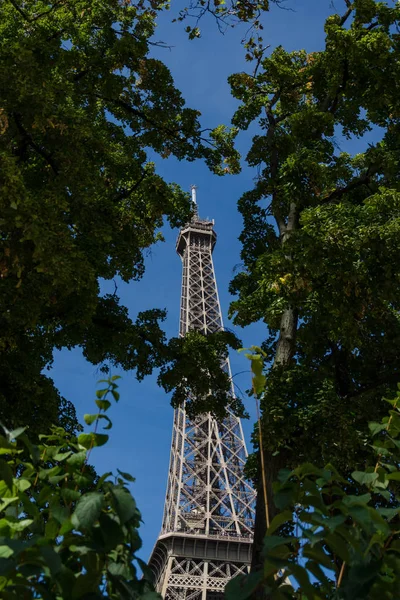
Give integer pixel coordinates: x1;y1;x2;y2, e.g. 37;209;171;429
274;304;298;368
251;201;299;573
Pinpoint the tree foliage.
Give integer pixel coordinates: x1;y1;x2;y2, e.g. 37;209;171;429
159;329;244;418
0;377;160;599
225;0;400;568
171;0;271;42
0;0;240;435
225;354;400;599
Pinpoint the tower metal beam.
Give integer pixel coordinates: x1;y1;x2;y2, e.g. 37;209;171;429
149;198;256;600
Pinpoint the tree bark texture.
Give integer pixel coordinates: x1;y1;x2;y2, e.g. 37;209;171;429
251;201;299;574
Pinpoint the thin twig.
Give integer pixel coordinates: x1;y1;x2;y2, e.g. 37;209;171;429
95;94;181;139
33;449;47;487
255;395;270;528
337;561;346;587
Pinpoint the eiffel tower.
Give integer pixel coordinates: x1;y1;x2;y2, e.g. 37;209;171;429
149;187;256;600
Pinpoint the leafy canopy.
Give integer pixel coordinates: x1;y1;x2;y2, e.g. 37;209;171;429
228;0;400;471
213;0;400;575
0;0;240;434
225;355;400;600
0;377;160;599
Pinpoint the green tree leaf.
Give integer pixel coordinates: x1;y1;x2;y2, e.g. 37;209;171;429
352;471;379;486
95;400;111;411
110;487;140;525
266;510;292;536
225;571;263;600
71;492;105;529
78;433;109;449
0;460;13;491
117;469;136;483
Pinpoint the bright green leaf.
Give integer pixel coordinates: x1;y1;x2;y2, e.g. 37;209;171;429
95;399;111;411
83;414;98;426
77;433;108;450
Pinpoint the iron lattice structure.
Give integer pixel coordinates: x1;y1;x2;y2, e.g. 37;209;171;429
149;200;256;600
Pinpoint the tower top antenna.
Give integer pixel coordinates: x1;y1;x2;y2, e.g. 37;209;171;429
190;184;197;205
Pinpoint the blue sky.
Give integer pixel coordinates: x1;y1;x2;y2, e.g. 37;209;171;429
51;0;366;562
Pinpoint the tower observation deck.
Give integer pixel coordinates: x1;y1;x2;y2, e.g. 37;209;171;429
148;188;256;600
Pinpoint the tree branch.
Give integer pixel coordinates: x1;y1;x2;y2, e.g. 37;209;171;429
252;45;271;78
340;6;353;27
268;91;281;113
114;170;148;202
8;0;29;21
321;58;349;113
95;94;181;139
366;21;379;31
8;0;64;22
264;98;282;234
319;168;376;204
31;0;64;22
347;371;400;400
73;70;90;82
13;113;59;175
